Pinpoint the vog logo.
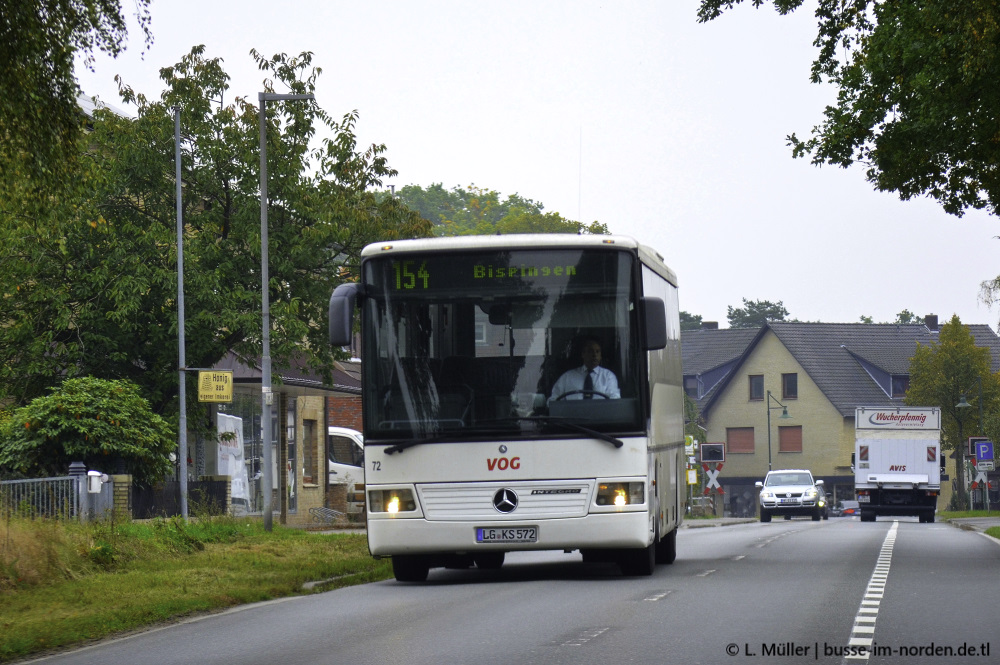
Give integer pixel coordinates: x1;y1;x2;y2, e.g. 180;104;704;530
487;457;520;471
889;464;907;471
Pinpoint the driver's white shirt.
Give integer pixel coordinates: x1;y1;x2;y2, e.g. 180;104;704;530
549;365;620;402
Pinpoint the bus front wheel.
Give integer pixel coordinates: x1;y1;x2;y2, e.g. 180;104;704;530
655;528;676;564
619;542;655;576
392;555;430;582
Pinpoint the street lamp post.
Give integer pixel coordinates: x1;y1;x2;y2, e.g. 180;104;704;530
766;390;791;471
259;91;314;532
956;375;984;511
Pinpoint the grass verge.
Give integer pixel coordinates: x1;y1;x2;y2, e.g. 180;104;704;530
0;515;391;662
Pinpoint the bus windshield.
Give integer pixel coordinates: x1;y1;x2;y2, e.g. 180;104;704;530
361;248;644;440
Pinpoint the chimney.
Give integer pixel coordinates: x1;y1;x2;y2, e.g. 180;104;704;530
701;321;719;330
924;314;939;331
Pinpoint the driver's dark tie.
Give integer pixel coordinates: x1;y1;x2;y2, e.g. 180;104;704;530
583;369;593;399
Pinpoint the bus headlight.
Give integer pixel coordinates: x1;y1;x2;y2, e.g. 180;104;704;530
368;489;417;514
596;482;644;506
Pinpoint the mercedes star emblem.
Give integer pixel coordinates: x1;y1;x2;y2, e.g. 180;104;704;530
493;488;518;513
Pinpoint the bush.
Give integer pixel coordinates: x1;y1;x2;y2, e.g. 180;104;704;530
0;377;174;485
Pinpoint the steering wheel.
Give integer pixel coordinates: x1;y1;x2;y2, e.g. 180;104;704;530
551;389;610;401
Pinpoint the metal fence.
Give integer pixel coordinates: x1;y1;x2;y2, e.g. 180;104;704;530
1;475;114;521
0;476;81;519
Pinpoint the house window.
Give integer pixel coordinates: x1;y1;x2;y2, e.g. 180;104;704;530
684;375;700;398
749;375;764;401
726;427;755;454
891;375;909;398
475;322;487;345
778;425;802;453
782;373;798;399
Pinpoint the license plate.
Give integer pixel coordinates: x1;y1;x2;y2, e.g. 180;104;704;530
779;498;797;504
476;527;537;543
858;495;870;503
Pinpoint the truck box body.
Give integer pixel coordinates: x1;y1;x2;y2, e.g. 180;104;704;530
854;407;942;522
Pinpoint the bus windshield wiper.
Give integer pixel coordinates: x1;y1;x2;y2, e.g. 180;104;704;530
519;416;624;448
383;431;468;455
383;437;435;455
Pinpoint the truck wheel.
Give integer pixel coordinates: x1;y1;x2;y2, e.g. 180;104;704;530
760;509;771;523
860;510;875;522
926;512;935;523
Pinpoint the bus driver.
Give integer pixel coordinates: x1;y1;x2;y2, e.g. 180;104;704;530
549;336;620;402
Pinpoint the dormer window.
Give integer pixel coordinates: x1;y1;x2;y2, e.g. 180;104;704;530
891;375;909;398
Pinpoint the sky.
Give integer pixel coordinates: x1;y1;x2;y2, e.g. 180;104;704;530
75;0;1000;330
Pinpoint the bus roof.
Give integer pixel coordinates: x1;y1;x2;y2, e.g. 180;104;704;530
360;234;678;286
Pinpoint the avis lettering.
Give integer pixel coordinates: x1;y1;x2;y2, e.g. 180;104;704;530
889;465;907;471
487;457;520;471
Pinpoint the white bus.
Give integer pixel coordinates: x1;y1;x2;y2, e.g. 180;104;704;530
329;234;685;581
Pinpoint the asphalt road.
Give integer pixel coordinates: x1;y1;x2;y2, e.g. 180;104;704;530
23;518;1000;665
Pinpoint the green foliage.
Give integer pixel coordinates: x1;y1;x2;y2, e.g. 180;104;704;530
0;377;174;485
904;315;1000;509
0;46;430;413
680;311;704;331
859;310;920;324
395;183;609;236
726;298;789;328
697;0;1000;218
0;516;388;660
0;0;152;202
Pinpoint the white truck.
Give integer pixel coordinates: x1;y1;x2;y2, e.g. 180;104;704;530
853;407;942;523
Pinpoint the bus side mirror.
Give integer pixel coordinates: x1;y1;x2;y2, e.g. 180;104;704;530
329;282;361;347
642;297;667;351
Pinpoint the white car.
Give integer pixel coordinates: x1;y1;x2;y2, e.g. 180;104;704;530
755;469;827;522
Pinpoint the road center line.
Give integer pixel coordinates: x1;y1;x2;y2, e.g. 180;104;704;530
844;521;899;663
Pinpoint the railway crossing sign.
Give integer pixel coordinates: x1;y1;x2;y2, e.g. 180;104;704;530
702;463;724;495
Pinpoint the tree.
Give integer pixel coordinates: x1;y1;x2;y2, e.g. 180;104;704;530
395;183;609;235
697;1;1000;218
0;46;430;415
726;298;789;328
894;310;919;325
0;377;174;485
0;0;152;196
680;311;704;331
905;315;1000;509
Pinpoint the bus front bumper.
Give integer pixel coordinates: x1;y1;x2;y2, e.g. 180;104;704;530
367;512;653;556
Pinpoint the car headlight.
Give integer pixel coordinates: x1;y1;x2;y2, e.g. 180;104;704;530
368;489;417;514
805;489;818;498
596;482;644;506
761;491;774;500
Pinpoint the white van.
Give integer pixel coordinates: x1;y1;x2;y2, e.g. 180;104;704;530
328;426;364;512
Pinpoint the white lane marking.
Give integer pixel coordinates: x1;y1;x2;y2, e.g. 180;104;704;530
843;521;899;663
561;627;610;647
695;569;716;577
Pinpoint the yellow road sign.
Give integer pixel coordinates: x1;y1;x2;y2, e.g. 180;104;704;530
198;371;233;403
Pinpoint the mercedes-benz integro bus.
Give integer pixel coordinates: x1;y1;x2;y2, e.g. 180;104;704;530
329;234;685;581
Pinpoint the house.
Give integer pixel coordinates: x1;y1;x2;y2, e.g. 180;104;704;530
681;315;1000;516
206;353;362;526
